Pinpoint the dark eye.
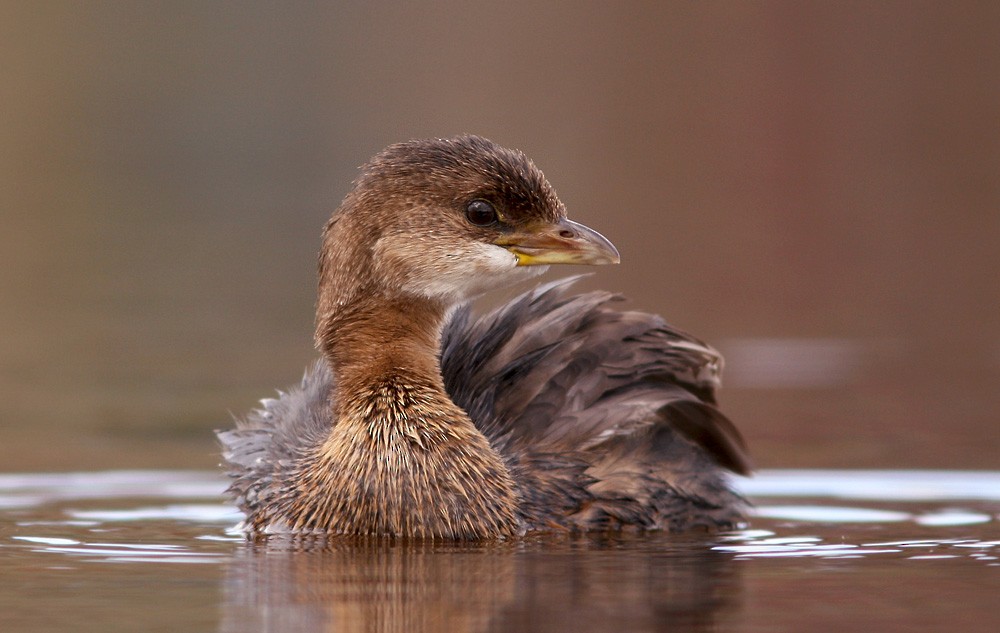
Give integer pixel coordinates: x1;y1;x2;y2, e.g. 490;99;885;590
465;199;498;227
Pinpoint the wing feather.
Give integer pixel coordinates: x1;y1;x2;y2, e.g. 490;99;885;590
441;276;751;476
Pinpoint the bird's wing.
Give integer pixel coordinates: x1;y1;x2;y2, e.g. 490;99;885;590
441;276;751;476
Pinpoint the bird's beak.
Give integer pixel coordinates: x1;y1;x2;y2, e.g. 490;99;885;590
496;218;620;266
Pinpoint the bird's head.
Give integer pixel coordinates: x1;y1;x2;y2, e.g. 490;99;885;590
316;135;619;342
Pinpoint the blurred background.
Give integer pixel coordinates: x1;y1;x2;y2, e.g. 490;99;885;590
1;1;997;472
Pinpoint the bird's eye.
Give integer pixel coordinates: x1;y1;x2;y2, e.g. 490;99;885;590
465;199;498;227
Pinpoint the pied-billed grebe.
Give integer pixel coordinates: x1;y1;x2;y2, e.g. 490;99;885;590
218;135;750;539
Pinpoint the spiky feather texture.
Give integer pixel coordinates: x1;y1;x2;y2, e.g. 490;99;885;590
219;278;749;537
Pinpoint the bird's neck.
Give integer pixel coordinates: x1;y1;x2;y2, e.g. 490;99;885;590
305;294;522;538
318;295;448;405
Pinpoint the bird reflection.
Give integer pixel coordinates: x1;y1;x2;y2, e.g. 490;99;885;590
219;534;741;633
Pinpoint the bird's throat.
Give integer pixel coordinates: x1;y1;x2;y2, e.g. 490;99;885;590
300;297;522;538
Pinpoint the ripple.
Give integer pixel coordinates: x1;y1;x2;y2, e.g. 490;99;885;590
753;505;912;523
0;470;227;508
914;510;993;526
715;531;1000;562
11;536;228;564
12;536;80;546
736;470;1000;501
68;503;242;524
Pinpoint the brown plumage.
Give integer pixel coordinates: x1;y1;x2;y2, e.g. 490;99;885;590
218;135;751;539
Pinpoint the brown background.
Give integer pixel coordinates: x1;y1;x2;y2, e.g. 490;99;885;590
2;1;998;471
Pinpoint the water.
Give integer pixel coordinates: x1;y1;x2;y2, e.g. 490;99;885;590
2;471;997;632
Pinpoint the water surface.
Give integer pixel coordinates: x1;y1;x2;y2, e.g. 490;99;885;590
2;470;997;632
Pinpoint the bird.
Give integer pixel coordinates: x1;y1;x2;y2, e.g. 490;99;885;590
218;135;751;539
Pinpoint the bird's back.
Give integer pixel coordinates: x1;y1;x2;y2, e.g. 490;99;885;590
443;277;749;530
219;277;749;532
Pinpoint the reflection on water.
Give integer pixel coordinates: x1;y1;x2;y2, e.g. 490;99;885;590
218;536;739;633
12;536;229;565
717;530;1000;562
739;469;1000;501
2;469;999;632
